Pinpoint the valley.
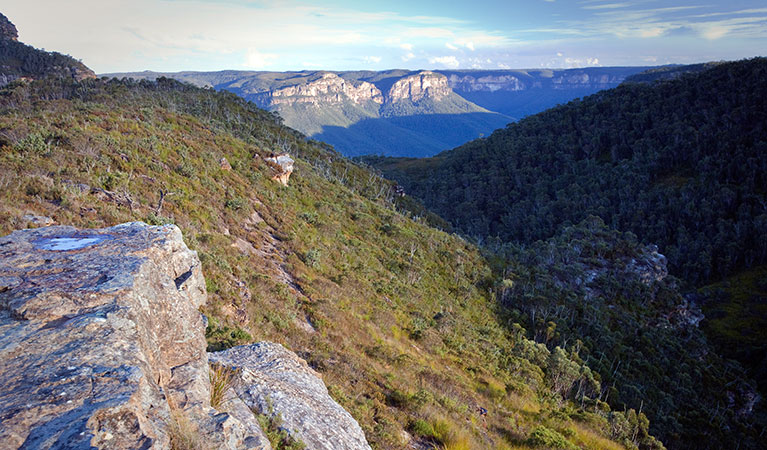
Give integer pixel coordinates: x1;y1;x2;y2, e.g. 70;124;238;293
105;66;650;157
2;8;766;450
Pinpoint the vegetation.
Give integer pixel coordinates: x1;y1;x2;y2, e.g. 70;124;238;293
366;58;767;448
0;28;93;82
257;401;307;450
209;363;239;410
367;57;767;287
0;75;641;449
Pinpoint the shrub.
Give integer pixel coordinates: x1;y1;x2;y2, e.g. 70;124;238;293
528;425;577;449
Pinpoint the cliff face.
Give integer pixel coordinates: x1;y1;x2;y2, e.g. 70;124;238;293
385;71;451;103
262;72;383;107
0;222;370;449
443;68;643;93
252;71;452;109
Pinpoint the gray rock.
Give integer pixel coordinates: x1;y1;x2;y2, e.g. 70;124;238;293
210;343;372;450
0;222;267;449
20;213;55;227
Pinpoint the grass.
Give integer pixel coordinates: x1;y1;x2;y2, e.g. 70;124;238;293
209;363;238;410
256;401;307;450
168;410;206;450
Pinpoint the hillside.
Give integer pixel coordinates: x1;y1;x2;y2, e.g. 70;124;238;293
365;58;767;448
0;12;95;86
366;58;767;287
0;72;660;449
104;66;651;158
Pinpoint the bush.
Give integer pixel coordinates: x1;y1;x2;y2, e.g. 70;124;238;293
528;425;577;449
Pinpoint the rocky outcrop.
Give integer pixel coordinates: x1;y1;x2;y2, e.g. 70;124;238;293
0;222;372;449
210;343;372;450
0;13;18;41
0;223;260;449
447;74;525;92
260;73;383;108
444;69;638;93
265;154;294;186
386;71;451;104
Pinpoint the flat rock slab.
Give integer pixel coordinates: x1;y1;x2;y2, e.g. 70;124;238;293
210;342;372;450
0;222;207;449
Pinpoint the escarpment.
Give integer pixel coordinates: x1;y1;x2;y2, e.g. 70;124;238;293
0;222;370;449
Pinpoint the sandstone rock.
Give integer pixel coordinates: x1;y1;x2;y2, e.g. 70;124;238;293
232;237;257;256
220;157;232;171
0;222;266;449
386;71;451;104
265;154;294;186
266;73;383;107
20;213;55;227
210;343;372;450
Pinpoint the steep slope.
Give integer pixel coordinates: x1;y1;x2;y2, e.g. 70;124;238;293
0;74;648;450
367;58;767;286
364;58;767;448
0;12;95;87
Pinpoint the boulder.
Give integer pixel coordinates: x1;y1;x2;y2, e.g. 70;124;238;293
0;222;267;449
210;342;372;450
20;213;55;227
265;154;294;186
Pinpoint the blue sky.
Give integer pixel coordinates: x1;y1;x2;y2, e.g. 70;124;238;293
5;0;767;73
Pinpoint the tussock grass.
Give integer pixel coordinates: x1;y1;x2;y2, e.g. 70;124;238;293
168;410;206;450
209;363;238;410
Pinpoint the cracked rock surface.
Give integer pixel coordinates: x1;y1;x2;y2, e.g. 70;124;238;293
210;342;372;450
0;222;265;449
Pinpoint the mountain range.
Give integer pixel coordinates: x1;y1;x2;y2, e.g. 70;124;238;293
105;66;652;157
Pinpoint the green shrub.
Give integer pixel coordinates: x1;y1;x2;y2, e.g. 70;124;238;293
528;425;577;449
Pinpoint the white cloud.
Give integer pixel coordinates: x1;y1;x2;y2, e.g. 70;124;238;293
244;50;277;69
428;55;460;68
445;42;458;50
402;52;415;61
400;43;413;51
363;56;382;63
498;62;511;68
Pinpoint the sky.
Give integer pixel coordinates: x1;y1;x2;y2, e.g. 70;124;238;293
4;0;767;73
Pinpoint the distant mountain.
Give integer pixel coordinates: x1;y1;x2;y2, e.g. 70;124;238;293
440;66;652;117
0;12;95;87
105;66;652;157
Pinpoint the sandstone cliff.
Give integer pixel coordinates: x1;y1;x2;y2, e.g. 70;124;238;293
265;72;383;107
0;222;371;449
385;71;451;104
